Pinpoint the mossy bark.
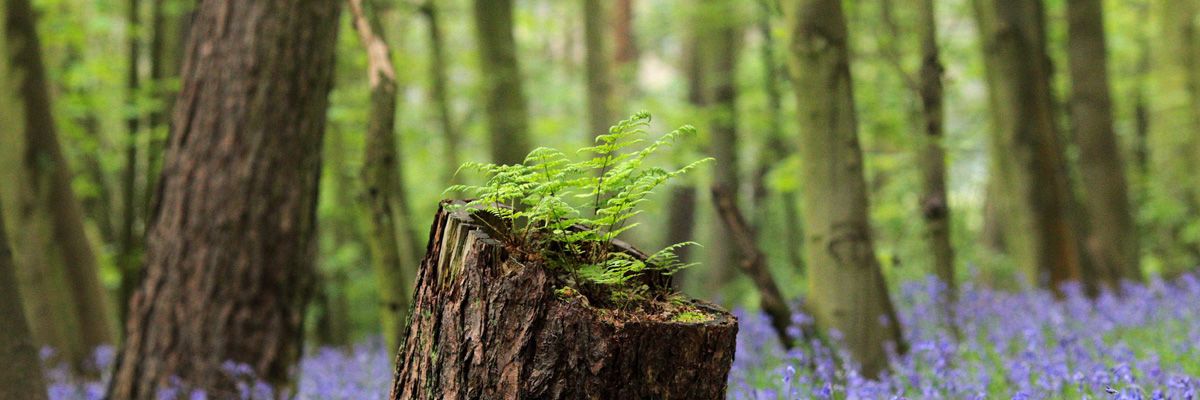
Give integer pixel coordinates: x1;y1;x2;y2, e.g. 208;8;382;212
4;0;115;368
348;0;422;355
0;200;49;400
786;0;906;378
390;202;738;400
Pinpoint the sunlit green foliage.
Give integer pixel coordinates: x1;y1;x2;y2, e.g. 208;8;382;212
447;112;711;290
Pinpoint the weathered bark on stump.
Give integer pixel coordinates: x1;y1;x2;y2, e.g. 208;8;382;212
390;203;738;400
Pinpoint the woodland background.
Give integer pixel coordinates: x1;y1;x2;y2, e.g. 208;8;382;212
1;0;1199;396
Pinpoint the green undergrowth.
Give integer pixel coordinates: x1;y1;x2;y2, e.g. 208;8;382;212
448;112;712;315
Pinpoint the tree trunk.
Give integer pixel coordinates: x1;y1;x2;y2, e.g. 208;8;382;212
712;186;798;348
785;0;906;378
696;0;741;297
142;0;189;217
390;203;738;400
348;0;421;355
118;0;144;328
974;0;1084;290
473;0;531;165
0;200;49;400
419;0;461;184
750;0;805;275
612;0;637;100
915;0;956;293
108;0;340;397
583;0;614;141
1066;0;1141;287
4;0;115;361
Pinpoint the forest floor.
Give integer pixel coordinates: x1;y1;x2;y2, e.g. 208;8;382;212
42;272;1200;399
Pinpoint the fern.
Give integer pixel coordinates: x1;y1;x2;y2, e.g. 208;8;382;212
446;112;710;293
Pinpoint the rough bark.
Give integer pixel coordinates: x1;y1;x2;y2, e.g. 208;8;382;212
1066;0;1141;286
973;0;1084;290
108;0;340;397
786;0;906;377
0;200;49;400
390;203;738;400
473;0;531;165
348;0;421;354
418;0;461;184
583;0;614;140
4;0;115;361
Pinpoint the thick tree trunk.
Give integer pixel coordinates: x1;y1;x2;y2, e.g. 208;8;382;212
419;0;461;184
108;0;340;397
973;0;1084;290
786;0;906;378
915;0;956;293
4;0;115;362
0;200;49;400
473;0;531;165
1065;0;1141;287
583;0;613;140
390;203;737;400
348;0;421;355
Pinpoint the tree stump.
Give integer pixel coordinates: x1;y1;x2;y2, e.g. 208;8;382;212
389;201;738;400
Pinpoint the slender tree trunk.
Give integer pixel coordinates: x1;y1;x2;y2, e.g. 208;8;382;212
419;0;461;184
914;0;956;293
143;0;189;215
1065;0;1141;286
785;0;905;377
348;0;420;355
611;0;637;101
473;0;531;165
583;0;614;139
118;0;143;326
612;0;637;67
108;0;340;397
700;0;741;297
4;0;115;360
666;28;707;288
973;0;1084;290
0;200;49;400
750;0;805;274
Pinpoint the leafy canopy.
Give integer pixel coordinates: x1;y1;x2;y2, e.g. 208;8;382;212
447;112;711;290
